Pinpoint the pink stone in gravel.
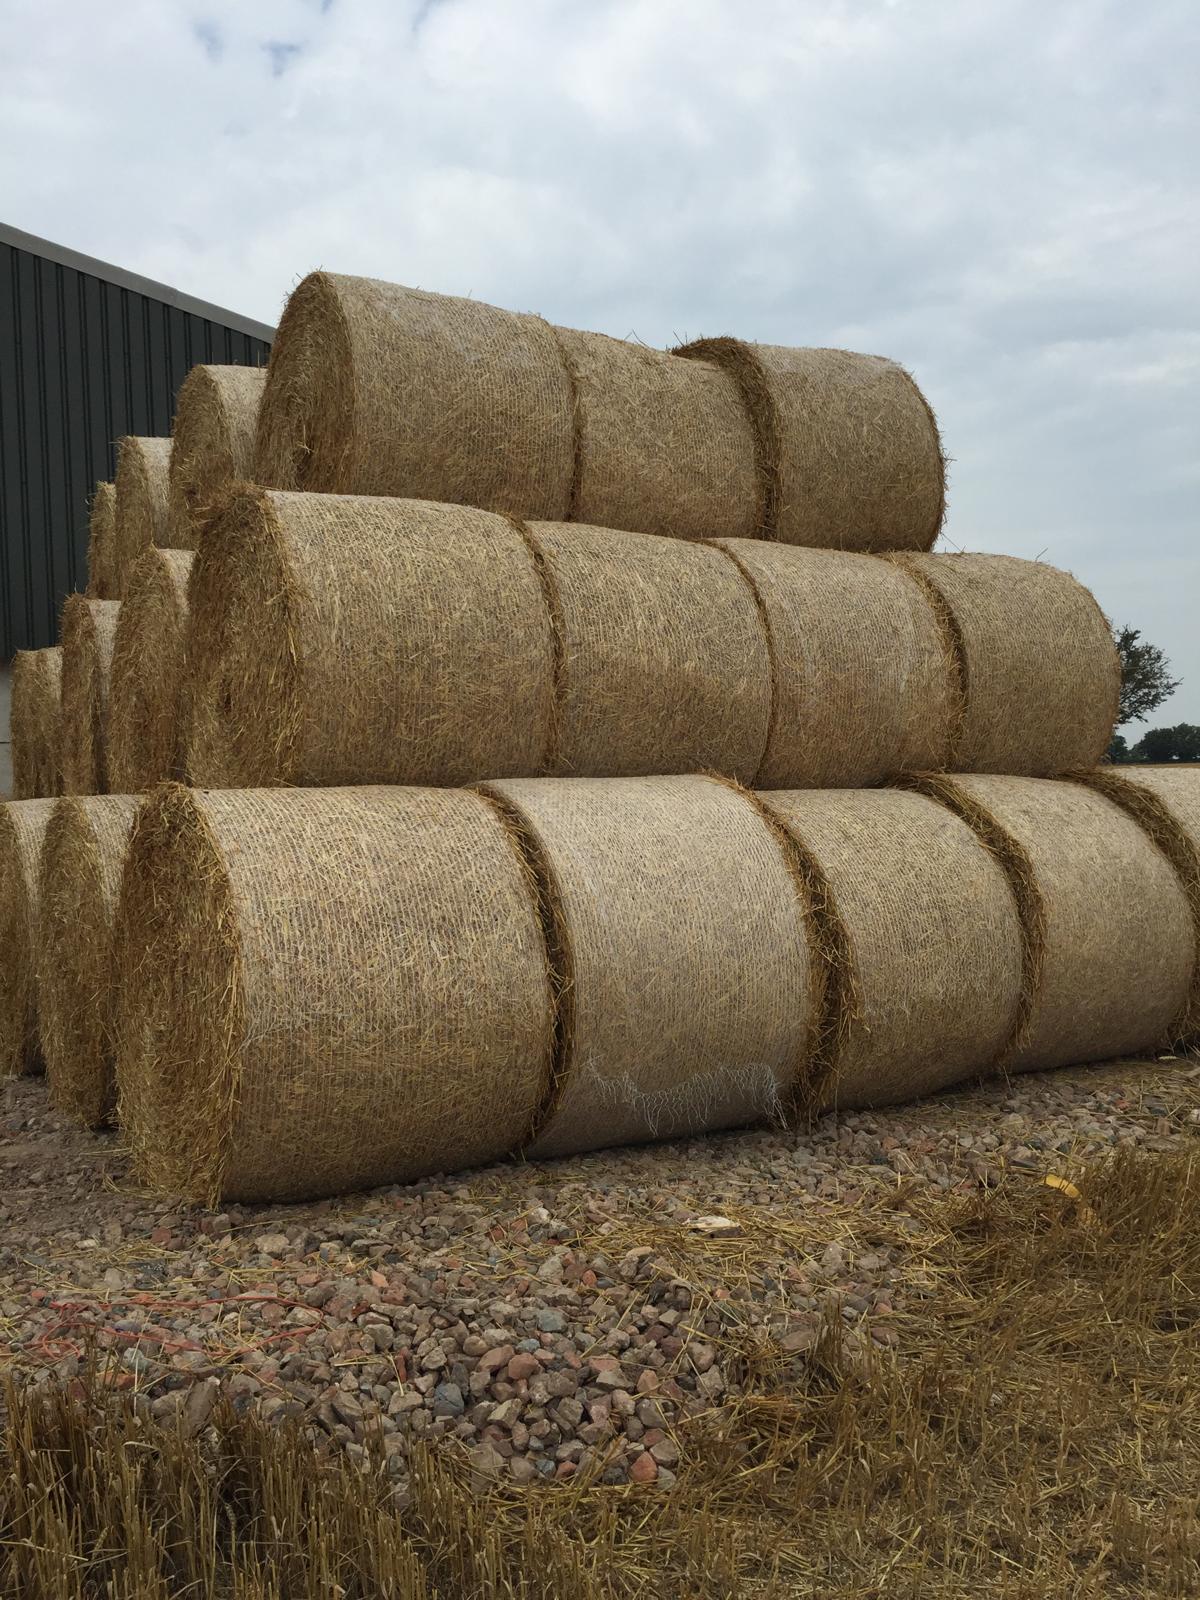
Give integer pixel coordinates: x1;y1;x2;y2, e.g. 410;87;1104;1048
477;1345;514;1373
628;1451;658;1484
506;1352;540;1381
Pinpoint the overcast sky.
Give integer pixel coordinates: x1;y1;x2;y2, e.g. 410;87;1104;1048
4;0;1197;724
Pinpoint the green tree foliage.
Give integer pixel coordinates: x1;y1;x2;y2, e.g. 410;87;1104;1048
1105;732;1132;763
1133;723;1200;763
1114;625;1181;725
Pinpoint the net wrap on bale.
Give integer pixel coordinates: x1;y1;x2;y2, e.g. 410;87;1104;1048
38;795;139;1126
115;785;556;1204
11;649;63;800
675;336;945;550
760;788;1024;1110
168;365;267;545
479;775;814;1159
892;553;1120;775
525;521;771;781
85;482;117;600
186;488;556;788
0;799;57;1076
916;775;1193;1072
113;437;172;596
60;597;121;795
255;273;575;516
108;548;195;792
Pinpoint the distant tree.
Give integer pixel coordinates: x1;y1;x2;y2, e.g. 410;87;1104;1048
1115;625;1181;725
1105;731;1132;763
1133;723;1200;763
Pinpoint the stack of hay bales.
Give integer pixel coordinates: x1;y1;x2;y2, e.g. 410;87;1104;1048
9;268;1196;1210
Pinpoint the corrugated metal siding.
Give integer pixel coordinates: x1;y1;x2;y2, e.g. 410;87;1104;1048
0;236;271;657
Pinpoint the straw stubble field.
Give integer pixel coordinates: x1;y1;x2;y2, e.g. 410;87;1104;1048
1;1053;1197;1597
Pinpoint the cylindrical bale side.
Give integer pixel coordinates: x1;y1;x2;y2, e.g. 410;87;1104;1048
85;482;117;600
526;522;771;782
715;541;958;787
108;549;195;792
186;488;556;788
59;597;121;795
254;272;575;517
922;775;1193;1072
114;785;555;1203
551;328;760;541
761;788;1025;1109
893;553;1120;775
38;795;139;1126
113;437;172;596
168;364;267;545
1073;767;1200;1042
675;337;945;550
479;775;814;1159
0;799;57;1076
11;648;63;800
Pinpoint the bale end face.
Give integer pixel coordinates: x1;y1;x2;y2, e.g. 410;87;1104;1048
253;273;355;491
168;364;268;545
108;548;195;793
59;596;121;796
0;800;58;1077
11;649;63;800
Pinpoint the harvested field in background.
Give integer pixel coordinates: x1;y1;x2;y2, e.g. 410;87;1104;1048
185;487;555;788
38;795;139;1128
0;798;56;1076
10;648;62;800
0;1058;1197;1599
112;437;171;596
167;363;266;545
84;481;116;600
58;596;120;795
107;547;194;792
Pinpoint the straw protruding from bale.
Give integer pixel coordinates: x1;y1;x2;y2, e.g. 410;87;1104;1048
113;438;172;595
168;364;267;545
525;521;771;781
675;336;945;550
85;482;117;599
254;273;575;516
549;328;759;540
761;787;1025;1110
108;549;195;792
59;597;121;795
0;799;57;1076
917;775;1192;1072
115;785;555;1204
1071;766;1200;1043
714;541;958;787
186;488;555;788
38;795;139;1126
11;649;63;800
479;775;814;1159
891;553;1120;775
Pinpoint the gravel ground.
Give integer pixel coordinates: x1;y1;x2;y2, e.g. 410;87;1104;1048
2;1055;1198;1488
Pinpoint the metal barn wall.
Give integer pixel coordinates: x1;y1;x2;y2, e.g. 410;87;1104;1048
0;223;273;658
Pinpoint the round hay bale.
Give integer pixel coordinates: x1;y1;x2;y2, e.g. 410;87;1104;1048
674;337;945;550
168;364;267;545
114;785;555;1203
919;775;1193;1072
85;481;117;599
479;775;814;1158
1073;767;1200;1043
550;328;759;540
254;272;575;517
186;488;555;788
760;788;1024;1109
108;549;195;792
714;541;958;787
11;648;63;800
0;799;56;1076
892;553;1119;775
59;597;121;795
526;522;771;781
38;795;139;1126
113;437;172;595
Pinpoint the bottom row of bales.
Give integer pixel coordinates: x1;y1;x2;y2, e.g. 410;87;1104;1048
2;768;1198;1207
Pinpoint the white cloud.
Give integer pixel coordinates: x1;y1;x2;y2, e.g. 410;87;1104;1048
2;0;1197;719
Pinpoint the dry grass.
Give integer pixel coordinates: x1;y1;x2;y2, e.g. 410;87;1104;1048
2;1147;1196;1597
